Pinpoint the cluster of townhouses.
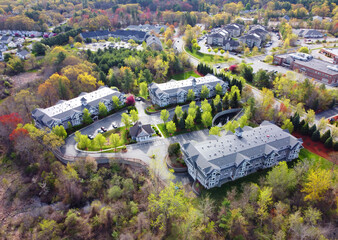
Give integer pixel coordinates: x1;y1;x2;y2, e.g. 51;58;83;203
273;52;338;86
182;121;303;189
207;24;269;50
32;86;124;129
80;27;163;50
148;74;228;107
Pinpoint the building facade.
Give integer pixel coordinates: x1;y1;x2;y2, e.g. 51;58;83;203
182;121;303;189
148;74;228;107
273;53;338;86
32;86;124;129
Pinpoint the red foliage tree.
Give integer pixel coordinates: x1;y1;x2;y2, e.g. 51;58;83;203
126;95;135;106
0;113;23;130
229;65;238;73
9;128;28;141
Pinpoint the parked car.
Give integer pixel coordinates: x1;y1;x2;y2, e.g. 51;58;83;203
216;65;221;69
112;122;118;128
135;97;142;101
88;135;94;140
101;126;107;132
97;129;104;134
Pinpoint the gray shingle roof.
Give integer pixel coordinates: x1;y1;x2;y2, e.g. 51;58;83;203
183;121;302;174
129;122;154;138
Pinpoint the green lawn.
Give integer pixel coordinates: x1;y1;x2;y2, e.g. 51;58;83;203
185;47;226;64
201;148;335;204
157;123;206;138
86;127;131;151
171;71;200;80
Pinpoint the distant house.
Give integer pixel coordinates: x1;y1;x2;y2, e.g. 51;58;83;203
148;74;228;107
80;30;111;41
32;86;125;129
0;36;12;44
16;49;30;59
182;121;303;189
129;122;155;142
111;30;148;42
298;29;324;38
8;41;17;48
304;29;323;38
248;28;269;42
223;38;240;51
283;15;290;21
313;16;323;21
223;23;243;37
239;33;262;48
207;29;229;46
0;44;8;52
125;24;167;34
146;34;163;51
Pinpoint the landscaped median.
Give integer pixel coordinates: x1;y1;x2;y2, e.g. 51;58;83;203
157;122;205;138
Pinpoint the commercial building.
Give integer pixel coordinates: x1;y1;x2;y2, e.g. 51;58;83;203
273;52;338;86
182;121;303;189
320;48;338;59
148;74;228;107
32;86;124;129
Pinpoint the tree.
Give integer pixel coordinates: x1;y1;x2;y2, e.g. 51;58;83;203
202;111;213;128
201;99;212;113
320;130;331;143
324;137;333;148
187;89;195;101
209;126;221;136
166;121;176;135
238;115;248;128
38;219;61;239
130;109;139;123
302;169;332;202
200;85;210;99
82;108;92;125
94;133;106;151
292;113;300;131
311;130;320;141
108;186;122;200
240;63;254;83
148;183;188;235
112;95;121;109
301;122;309;135
175;106;183;119
109;133;120;152
223;94;229;110
317;118;327;132
126;95;135;106
304;207;321;226
139;82;148;99
160;109;170;124
230;92;239;108
266;162;297;200
257;187;273;224
281;119;294;133
196;106;202;124
309;124;317;136
98;102;108;118
299;46;309;54
185;115;195;130
32;42;47;56
215;83;223;95
305;109;315;125
188;101;197;119
121;113;132;130
52;125;67;139
254;69;270;89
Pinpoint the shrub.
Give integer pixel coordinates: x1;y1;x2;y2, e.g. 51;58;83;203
320;130;331;143
311;130;320;141
324;137;333;148
168;143;181;157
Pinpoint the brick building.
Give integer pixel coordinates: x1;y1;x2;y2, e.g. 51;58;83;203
273;53;338;86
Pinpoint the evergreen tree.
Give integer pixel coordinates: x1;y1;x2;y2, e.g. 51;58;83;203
292;113;300;131
299;119;305;129
216;101;222;113
196;106;202;124
300;122;309;135
173;113;179;127
320;130;331;143
210;100;216;116
333;141;338;151
223;94;229;110
324;137;333;148
311;130;320;141
230;92;238;108
179;117;185;130
309;124;317;136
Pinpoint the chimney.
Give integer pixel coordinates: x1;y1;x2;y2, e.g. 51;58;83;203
81;97;87;106
235;127;243;138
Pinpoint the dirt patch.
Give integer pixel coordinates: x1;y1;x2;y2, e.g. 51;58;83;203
11;72;41;89
194;69;203;76
292;132;337;163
